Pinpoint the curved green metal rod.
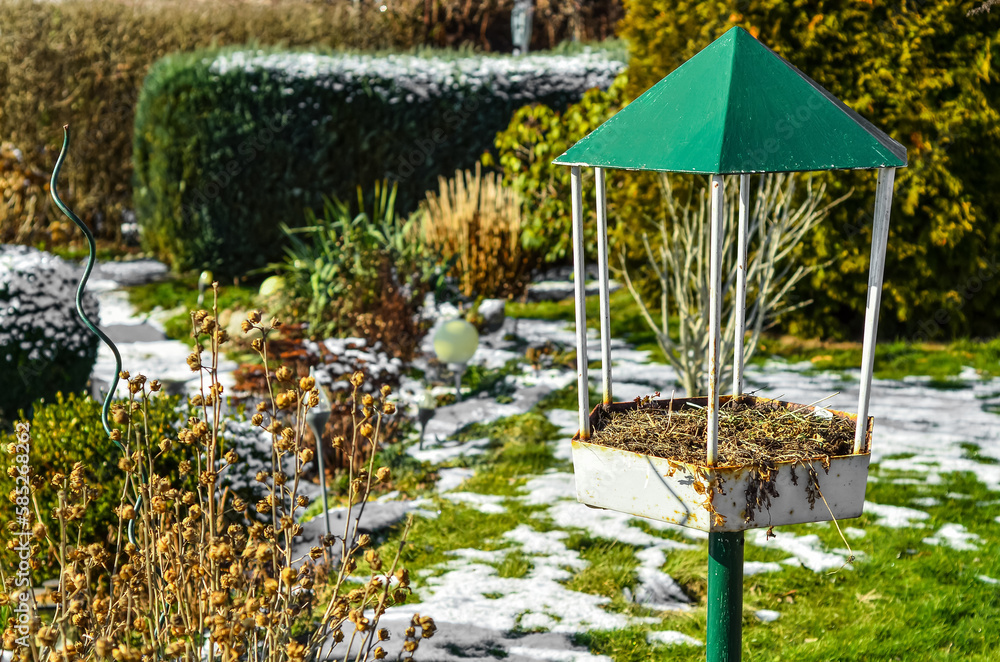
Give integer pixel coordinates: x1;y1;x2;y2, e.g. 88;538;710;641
52;127;147;552
50;126;126;454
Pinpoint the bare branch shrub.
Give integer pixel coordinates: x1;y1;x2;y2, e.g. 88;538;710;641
619;173;850;396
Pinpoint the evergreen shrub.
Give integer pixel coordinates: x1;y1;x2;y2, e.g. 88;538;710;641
0;246;99;420
133;48;623;275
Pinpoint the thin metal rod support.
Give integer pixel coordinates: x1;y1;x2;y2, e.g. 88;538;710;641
733;174;750;397
707;175;725;465
855;167;895;453
595;167;613;406
571;166;591;438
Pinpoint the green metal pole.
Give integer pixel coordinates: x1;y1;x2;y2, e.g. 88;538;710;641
707;531;744;662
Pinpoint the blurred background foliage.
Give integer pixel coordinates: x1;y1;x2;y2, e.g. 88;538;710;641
267;183;446;360
618;0;1000;340
0;0;997;343
0;0;623;247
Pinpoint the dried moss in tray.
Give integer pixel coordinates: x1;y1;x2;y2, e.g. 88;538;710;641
590;396;856;468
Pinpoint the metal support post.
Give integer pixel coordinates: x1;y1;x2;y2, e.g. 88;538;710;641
707;531;744;662
571;166;591;439
733;174;750;396
855;167;895;454
707;175;725;465
595;167;613;405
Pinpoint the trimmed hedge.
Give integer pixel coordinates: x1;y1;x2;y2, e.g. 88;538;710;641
133;49;623;275
0;0;622;245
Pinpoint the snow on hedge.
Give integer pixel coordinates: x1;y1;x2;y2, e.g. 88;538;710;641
209;50;625;105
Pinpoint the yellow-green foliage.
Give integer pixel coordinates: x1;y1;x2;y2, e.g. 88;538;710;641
0;393;183;575
418;164;531;299
487;75;663;265
619;0;1000;339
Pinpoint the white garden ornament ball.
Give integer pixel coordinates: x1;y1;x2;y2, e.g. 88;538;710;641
433;319;479;364
259;275;285;298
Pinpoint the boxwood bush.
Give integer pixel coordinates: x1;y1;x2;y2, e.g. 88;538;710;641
133;48;623;275
0;246;99;421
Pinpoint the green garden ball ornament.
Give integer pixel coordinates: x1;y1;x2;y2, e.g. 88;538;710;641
259;275;286;298
433;319;479;364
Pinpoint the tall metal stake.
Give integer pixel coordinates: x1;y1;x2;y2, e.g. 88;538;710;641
733;174;750;396
706;174;742;662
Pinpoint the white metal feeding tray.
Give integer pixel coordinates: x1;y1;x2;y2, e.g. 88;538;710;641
571;396;872;532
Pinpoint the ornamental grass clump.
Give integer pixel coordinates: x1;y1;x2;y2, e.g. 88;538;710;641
0;288;433;661
417;163;532;299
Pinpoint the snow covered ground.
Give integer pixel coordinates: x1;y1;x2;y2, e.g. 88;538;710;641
87;261;1000;660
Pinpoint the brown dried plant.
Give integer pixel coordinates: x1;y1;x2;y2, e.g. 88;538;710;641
0;143;53;245
0;286;433;661
417;163;531;299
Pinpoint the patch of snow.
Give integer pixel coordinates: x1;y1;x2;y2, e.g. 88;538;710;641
413;384;553;444
546;501;665;548
506;645;611;661
946;492;971;500
94;289;144;326
409;437;491;464
646;631;703;647
922;523;982;551
748;530;852;573
743;561;783;576
977;575;999;585
606;381;664;403
910;497;941;507
91;258;168;286
381;553;635;634
545;409;579;461
94;340;239;398
503;526;581;561
864;501;930;528
605;360;678;393
442;492;507;514
844;527;866;540
755;609;781;623
519;472;576;506
448;548;505;563
436;467;475;493
629;547;691;611
291;500;424;566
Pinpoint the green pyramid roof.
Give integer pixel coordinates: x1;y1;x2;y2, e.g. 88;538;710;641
554;27;907;174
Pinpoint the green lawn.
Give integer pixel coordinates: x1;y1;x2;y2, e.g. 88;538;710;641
363;385;1000;660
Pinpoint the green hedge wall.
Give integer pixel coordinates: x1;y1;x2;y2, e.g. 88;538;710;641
133;49;623;276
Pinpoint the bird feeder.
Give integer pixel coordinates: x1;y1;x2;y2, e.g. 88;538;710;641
553;27;905;661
